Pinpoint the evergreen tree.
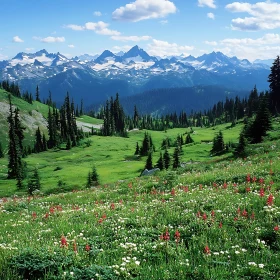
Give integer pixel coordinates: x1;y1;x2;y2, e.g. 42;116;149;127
211;131;225;155
14;108;25;154
172;146;180;169
86;171;92;188
35;85;41;102
163;148;170;169
145;152;153;170
91;165;99;185
42;134;48;151
134;142;140;155
185;132;194;144
28;168;41;195
80;99;84;116
66;135;72;150
34;127;43;153
234;131;248;157
156;152;164;170
0;142;4;158
268;55;280;113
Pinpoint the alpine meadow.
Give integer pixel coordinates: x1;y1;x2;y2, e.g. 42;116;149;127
1;0;280;279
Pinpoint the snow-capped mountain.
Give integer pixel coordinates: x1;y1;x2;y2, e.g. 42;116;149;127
0;45;271;104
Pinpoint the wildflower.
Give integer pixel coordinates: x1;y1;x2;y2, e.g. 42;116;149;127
85;244;91;251
204;245;211;255
267;194;274;206
246;174;250;183
219;222;222;228
223;182;227;189
111;203;115;210
171;188;176;196
259;188;265;197
242;209;248;218
202;213;207;221
259;178;264;185
32;212;37;220
211;210;215;217
246;187;251;192
135;260;140;265
160;229;170;241
60;235;68;247
44;212;49;219
250;212;255;220
258;264;265;269
274;225;279;231
174;230;180;243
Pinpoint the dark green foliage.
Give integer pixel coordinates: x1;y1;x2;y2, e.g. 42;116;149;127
27;168;41;195
35;85;41;102
8;248;75;279
140;132;154;156
234;131;248;157
0;142;4;158
156;152;164;170
247;86;259;117
163;148;170;169
86;165;99;187
145;152;153;170
185;132;194;144
161;137;171;149
245;95;272;143
66;135;72;150
268;55;280;113
102;93;126;136
134;142;140;155
7;95;25;181
211;130;225;155
172;146;180;169
34;127;44;153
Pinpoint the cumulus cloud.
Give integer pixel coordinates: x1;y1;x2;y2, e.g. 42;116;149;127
112;0;177;22
198;0;216;9
13;36;24;43
68;44;75;48
33;36;65;43
214;33;280;61
226;1;280;30
111;35;151;42
204;40;218;46
93;11;102;16
65;21;120;36
207;12;215;19
147;39;194;57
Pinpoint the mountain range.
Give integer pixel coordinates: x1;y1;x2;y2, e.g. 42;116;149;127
0;45;272;106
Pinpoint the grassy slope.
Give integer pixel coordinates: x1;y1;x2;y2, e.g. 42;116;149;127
0;120;243;196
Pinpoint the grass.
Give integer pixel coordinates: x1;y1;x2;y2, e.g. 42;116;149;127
0;137;279;279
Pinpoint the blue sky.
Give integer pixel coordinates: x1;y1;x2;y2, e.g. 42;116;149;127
1;0;280;61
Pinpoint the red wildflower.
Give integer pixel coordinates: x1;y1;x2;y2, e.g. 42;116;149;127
60;235;68;247
259;178;264;185
213;182;217;188
223;182;228;189
242;209;248;217
110;203;115;210
183;186;189;192
237;207;241;216
267;194;274;206
259;188;265;197
162;229;170;241
32;212;37;220
252;176;257;182
50;207;55;214
44;212;49;219
246;187;251;192
202;213;207;221
246;174;251;183
98;218;103;224
174;230;180;243
85;244;91;251
219;222;222;228
211;210;215;217
204;245;211;254
274;226;279;231
102;213;107;219
171;188;176;196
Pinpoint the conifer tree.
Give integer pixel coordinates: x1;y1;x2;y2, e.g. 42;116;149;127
163;148;170;169
28;168;41;195
211;131;225;155
156;152;164;170
268;55;280;113
172;146;180;169
34;127;43;153
234;131;248;157
91;165;99;185
134;142;140;155
185;132;194;144
35;85;41;102
145;152;153;170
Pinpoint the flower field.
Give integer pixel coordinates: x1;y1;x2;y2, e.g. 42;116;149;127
0;141;280;279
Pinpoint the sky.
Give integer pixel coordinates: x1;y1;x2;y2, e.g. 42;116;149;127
0;0;280;61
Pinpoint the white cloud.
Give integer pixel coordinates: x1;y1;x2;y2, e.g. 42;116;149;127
0;53;8;60
65;21;120;36
13;36;24;43
112;45;133;52
147;39;194;57
112;0;177;22
94;11;102;16
198;0;216;9
226;1;280;30
214;33;280;61
85;21;120;35
111;35;151;42
207;12;215;19
204;40;218;46
25;48;34;51
68;44;75;48
33;36;65;43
